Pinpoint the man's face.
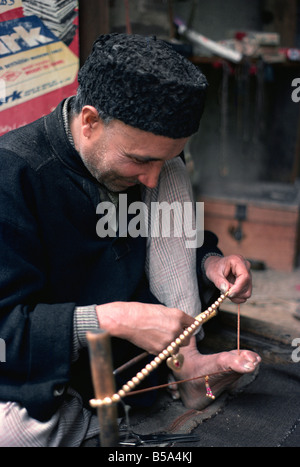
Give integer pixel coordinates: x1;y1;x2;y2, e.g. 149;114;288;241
78;116;189;192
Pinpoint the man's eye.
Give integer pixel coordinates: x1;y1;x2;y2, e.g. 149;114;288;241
133;158;148;165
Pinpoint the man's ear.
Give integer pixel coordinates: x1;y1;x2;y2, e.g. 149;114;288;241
81;105;102;138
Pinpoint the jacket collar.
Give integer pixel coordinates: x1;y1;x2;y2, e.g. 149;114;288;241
44;98;97;182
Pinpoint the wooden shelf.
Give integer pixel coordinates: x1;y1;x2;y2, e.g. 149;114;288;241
190;54;300;67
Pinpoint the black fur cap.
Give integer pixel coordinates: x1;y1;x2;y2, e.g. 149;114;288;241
77;33;208;138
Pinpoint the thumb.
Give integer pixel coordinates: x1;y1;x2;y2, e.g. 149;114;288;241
219;281;234;296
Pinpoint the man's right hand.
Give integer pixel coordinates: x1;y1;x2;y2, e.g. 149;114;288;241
96;302;195;355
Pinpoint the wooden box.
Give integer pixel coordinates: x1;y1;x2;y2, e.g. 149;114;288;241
200;182;300;271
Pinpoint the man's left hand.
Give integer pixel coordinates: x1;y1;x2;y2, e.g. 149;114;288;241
204;254;252;304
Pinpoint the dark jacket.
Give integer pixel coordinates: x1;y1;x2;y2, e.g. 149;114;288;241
0;100;221;421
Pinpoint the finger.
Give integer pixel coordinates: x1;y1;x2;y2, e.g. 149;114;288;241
227;258;252;298
220;281;232;294
228;296;248;304
228;272;252;299
218;277;250;302
208;268;232;293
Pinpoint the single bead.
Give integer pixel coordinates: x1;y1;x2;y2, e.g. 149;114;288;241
90;398;102;407
112;394;121;402
103;397;112;405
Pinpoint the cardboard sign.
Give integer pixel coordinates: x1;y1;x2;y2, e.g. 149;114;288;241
0;1;79;135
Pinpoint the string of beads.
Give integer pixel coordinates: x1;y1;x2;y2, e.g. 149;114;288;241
90;290;230;409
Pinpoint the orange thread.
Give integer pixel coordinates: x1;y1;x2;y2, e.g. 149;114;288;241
122;369;232;398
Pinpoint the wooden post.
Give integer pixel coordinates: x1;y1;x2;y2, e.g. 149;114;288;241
78;0;110;66
87;330;119;447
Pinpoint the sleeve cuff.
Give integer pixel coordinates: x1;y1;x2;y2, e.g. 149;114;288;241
201;252;223;279
72;305;99;361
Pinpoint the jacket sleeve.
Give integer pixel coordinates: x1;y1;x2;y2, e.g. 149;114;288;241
0;156;75;422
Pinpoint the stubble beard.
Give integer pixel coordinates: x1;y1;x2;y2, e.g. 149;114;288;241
79;147;139;193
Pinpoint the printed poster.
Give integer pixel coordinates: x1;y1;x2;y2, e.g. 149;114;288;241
0;0;79;136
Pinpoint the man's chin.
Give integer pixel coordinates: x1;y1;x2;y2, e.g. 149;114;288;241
104;180;139;193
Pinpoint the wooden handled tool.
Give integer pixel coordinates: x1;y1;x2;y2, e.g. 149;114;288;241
87;329;119;447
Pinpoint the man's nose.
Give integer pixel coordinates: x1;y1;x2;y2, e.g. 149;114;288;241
138;162;164;189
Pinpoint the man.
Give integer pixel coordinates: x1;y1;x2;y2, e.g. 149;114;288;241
0;33;260;446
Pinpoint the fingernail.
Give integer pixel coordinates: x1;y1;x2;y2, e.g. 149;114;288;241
220;283;228;293
228;288;235;298
244;363;254;370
